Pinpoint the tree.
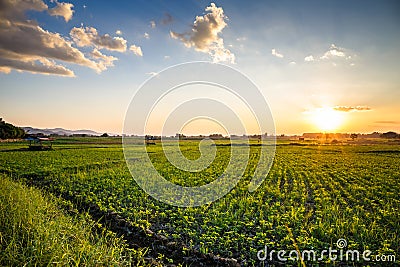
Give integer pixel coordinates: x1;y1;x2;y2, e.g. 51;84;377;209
175;133;186;140
0;119;25;139
380;131;399;139
350;133;358;140
101;133;109;137
209;133;223;139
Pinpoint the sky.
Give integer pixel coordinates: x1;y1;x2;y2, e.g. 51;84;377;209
0;0;399;135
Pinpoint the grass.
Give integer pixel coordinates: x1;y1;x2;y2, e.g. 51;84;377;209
0;173;148;266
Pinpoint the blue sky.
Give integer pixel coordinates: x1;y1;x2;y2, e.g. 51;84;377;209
1;0;399;134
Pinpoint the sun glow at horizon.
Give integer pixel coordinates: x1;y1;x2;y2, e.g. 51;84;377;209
311;107;344;132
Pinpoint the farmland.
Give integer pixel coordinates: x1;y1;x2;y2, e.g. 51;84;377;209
0;138;399;266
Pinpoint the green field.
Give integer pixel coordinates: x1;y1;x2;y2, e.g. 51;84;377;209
0;138;399;266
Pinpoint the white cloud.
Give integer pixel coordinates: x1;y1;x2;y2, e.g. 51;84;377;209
116;30;122;35
144;32;150;39
170;3;235;63
1;0;48;21
70;26;127;52
289;61;296;65
320;44;346;60
301;44;357;66
0;55;75;76
0;0;129;76
150;20;156;28
0;66;11;74
304;55;314;62
48;1;74;22
129;45;143;57
0;19;97;76
271;48;284;58
90;48;117;71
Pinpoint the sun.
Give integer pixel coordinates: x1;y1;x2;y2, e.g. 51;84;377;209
312;107;344;131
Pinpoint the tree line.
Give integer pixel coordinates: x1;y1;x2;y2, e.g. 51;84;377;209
0;118;25;139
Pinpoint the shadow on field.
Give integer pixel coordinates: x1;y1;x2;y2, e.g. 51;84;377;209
0;146;116;152
0;148;53;152
361;150;400;154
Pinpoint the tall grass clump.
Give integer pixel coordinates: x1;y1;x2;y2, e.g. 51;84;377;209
0;174;147;266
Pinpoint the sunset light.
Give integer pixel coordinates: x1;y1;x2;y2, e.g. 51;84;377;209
311;107;344;132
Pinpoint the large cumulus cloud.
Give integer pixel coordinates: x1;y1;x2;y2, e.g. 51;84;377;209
170;3;235;63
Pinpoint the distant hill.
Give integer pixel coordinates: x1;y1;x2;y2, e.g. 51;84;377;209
22;127;102;136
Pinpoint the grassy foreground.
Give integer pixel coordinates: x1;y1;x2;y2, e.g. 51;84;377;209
0;174;147;266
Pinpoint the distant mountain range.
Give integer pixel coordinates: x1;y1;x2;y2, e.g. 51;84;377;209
22;127;102;136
